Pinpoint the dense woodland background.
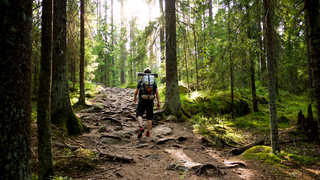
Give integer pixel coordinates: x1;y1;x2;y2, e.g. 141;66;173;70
1;0;320;179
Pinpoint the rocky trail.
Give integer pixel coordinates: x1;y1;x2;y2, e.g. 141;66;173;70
51;87;270;180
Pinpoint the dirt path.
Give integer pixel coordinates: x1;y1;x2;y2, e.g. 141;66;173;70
54;87;267;180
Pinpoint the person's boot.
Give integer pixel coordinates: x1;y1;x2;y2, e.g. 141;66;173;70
137;127;144;139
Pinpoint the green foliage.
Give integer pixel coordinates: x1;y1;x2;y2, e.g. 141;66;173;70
191;115;245;146
181;90;250;117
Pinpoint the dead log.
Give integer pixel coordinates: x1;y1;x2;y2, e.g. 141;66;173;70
230;139;265;155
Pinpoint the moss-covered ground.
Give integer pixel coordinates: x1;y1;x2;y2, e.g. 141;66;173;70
180;84;320;173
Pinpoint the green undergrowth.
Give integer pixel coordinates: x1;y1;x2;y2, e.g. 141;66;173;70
191;115;246;146
181;86;315;146
181;90;250;117
242;145;320;167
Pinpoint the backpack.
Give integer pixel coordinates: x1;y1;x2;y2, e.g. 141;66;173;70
139;74;156;99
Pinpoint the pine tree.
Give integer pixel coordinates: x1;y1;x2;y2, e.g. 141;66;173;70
0;0;33;178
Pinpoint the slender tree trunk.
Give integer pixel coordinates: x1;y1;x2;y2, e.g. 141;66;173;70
264;0;279;153
247;4;258;112
256;0;265;82
79;0;85;104
104;0;108;86
262;5;268;86
192;26;199;90
159;0;165;62
52;0;84;135
208;0;214;63
306;0;320;125
183;30;190;89
165;0;182;116
37;0;53;179
0;0;32;179
120;0;126;85
227;1;234;119
111;0;115;86
304;0;313;101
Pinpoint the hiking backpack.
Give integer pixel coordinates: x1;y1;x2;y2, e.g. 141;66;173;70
139;74;156;99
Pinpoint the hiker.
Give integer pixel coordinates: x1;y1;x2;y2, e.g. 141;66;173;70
133;68;161;138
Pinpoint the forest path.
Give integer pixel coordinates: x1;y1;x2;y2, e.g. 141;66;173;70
59;87;265;180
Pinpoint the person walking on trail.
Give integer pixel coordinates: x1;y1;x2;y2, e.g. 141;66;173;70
134;68;161;139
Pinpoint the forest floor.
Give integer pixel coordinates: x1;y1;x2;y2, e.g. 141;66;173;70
31;87;320;180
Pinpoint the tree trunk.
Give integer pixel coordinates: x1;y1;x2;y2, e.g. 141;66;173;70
37;0;53;179
227;1;234;119
104;0;108;86
264;0;280;153
306;0;320;125
208;0;214;63
192;26;199;90
79;0;86;104
120;0;126;85
52;0;84;135
111;0;115;86
183;30;190;89
247;4;258;112
304;0;313;101
164;0;182;116
159;0;165;62
256;0;265;83
0;0;32;179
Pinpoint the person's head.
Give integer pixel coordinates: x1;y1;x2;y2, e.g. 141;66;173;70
144;67;151;74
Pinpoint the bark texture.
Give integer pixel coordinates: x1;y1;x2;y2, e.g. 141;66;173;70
164;0;182;116
264;0;280;153
37;0;53;179
0;0;32;179
227;1;234;119
306;0;320;125
52;0;84;135
247;3;258;112
79;0;86;104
